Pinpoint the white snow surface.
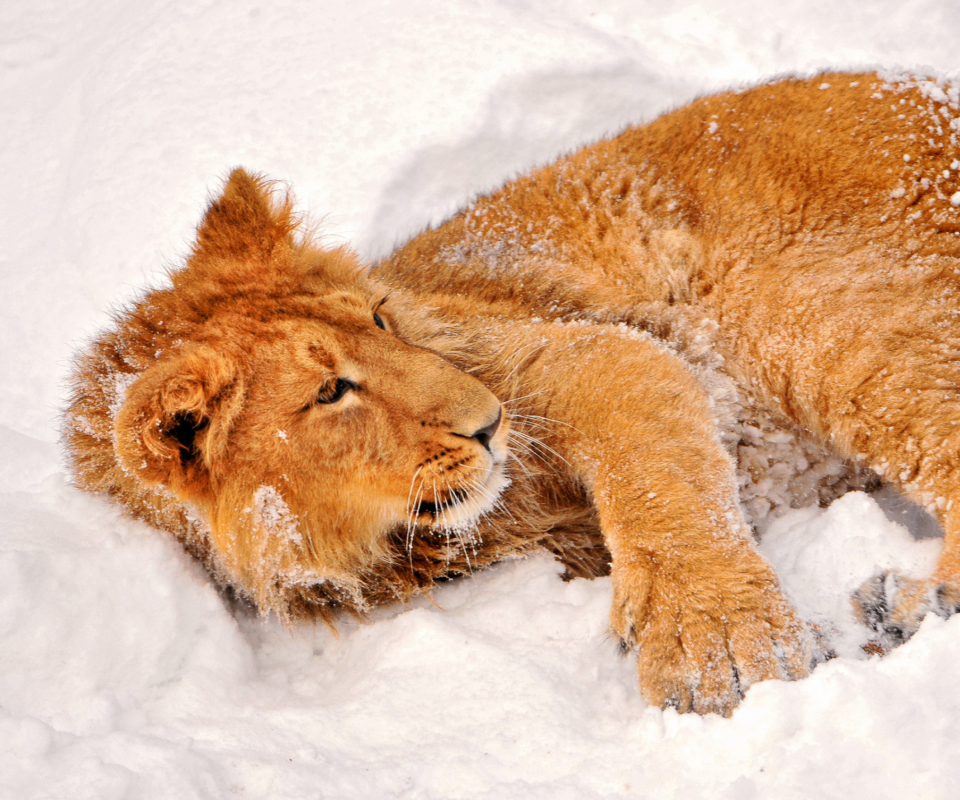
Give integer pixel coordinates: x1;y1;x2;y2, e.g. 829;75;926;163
4;1;960;797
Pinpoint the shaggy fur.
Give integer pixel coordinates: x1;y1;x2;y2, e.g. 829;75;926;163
65;72;960;715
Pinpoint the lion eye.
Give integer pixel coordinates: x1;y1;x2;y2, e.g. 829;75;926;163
373;312;386;330
315;378;353;405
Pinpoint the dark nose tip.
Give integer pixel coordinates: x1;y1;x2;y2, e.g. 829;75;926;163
472;406;502;452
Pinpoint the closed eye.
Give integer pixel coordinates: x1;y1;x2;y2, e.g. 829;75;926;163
373;312;386;330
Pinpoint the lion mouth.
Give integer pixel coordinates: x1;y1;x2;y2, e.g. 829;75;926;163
415;487;469;519
413;461;510;530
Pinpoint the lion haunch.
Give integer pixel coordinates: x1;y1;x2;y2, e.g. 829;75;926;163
65;72;960;716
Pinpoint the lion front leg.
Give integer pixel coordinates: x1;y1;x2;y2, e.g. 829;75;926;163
510;323;813;715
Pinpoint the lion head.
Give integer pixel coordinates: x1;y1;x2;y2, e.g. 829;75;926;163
105;170;510;610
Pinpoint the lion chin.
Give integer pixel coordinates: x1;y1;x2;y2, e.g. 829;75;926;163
416;458;511;533
65;70;960;716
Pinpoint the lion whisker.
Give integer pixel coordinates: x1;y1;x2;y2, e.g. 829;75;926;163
405;465;423;522
468;474;521;527
501;390;549;407
500;340;549;385
506;434;553;474
507;450;539;482
405;469;426;562
509;429;570;468
509;411;582;435
435;474;476;572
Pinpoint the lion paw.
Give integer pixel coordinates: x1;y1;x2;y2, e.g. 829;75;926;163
852;571;960;653
612;565;813;716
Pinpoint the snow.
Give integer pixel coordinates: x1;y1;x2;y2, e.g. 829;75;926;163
3;0;960;797
759;493;942;660
251;485;303;546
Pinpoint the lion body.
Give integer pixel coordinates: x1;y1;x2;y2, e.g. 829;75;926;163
65;72;960;714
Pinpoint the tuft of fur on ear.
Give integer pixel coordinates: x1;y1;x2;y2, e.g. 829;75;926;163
183;168;297;281
114;346;244;503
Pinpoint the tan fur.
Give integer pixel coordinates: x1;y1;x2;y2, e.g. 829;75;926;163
65;72;960;715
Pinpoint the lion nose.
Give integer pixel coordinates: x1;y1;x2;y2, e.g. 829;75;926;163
471;406;502;452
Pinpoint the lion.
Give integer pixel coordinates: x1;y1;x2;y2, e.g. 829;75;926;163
65;71;960;716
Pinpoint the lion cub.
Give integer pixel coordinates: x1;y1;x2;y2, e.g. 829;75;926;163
66;72;960;715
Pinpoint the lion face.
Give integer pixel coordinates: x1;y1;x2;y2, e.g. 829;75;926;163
220;293;510;564
112;171;510;601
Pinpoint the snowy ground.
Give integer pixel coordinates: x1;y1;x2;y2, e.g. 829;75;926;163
4;1;960;797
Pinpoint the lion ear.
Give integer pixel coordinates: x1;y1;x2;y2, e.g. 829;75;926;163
188;168;296;273
114;347;244;503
